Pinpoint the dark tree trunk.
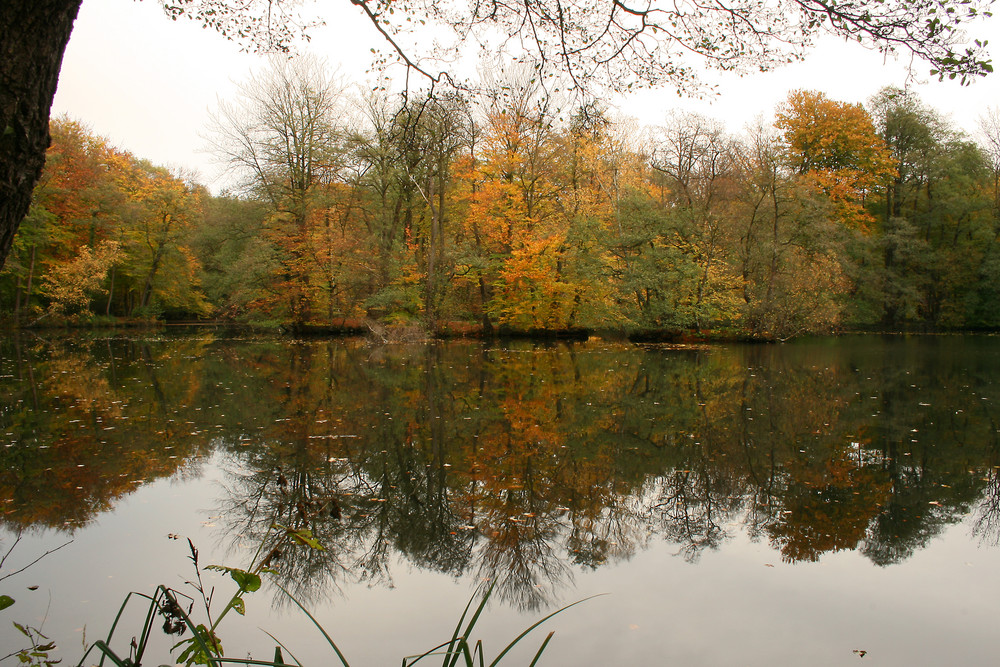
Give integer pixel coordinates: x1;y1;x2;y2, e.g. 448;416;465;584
0;0;83;270
23;243;37;313
140;245;165;310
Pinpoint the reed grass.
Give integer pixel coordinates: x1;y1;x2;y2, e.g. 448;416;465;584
74;538;594;667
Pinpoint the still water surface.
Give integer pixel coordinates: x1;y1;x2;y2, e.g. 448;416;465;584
2;332;999;665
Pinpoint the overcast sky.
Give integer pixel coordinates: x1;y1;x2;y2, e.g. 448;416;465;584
52;0;1000;192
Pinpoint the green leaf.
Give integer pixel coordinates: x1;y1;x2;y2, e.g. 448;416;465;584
273;523;325;551
175;624;223;666
0;595;14;611
230;568;262;593
231;596;246;616
289;528;324;550
205;565;262;593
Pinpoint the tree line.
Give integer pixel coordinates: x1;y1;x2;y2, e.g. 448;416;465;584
3;59;1000;338
1;0;989;299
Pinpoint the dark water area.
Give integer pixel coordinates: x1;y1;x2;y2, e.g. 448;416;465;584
2;332;999;665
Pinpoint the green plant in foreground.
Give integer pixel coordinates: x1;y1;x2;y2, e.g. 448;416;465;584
6;622;59;667
76;526;594;667
170;522;326;665
1;534;73;667
397;581;594;667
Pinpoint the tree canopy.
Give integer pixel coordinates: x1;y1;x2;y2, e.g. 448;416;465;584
8;79;1000;337
161;0;995;93
0;0;994;274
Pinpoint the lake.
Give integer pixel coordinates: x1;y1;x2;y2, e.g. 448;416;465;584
2;332;999;666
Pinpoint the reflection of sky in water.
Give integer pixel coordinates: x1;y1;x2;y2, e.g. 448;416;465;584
0;454;225;663
2;334;1000;665
6;467;997;666
563;518;1000;667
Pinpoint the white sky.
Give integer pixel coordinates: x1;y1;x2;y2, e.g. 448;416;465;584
52;0;1000;193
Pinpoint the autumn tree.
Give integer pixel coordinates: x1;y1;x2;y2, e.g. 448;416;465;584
0;117;210;320
191;193;275;318
455;67;574;330
730;121;851;338
38;240;122;317
923;139;995;327
551;107;643;328
348;92;469;325
208;56;350;326
975;107;1000;326
410;96;468;325
862;88;996;328
1;0;991;277
33;118;124;250
0;116;116;319
0;117;123;318
116;164;210;317
644;112;742;329
776;90;896;230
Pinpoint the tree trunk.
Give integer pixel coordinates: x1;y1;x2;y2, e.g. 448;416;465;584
24;243;37;310
0;0;83;270
14;273;22;321
106;264;116;316
13;243;37;320
478;276;493;334
140;244;166;310
424;175;437;324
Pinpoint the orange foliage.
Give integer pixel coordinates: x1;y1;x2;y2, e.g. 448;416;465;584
776;90;897;229
768;444;892;562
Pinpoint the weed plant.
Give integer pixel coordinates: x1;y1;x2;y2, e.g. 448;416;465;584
74;524;591;667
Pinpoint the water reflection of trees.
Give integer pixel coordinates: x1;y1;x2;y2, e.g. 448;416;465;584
6;334;1000;609
0;333;220;531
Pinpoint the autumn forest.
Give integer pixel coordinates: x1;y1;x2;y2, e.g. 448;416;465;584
4;58;1000;339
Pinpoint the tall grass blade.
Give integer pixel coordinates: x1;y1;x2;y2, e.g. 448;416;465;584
95;590;154;664
261;628;304;667
487;594;604;667
446;582;495;667
473;638;485;667
401;639;457;666
270;580;351;667
77;640;129;667
441;584;483;666
527;632;554;667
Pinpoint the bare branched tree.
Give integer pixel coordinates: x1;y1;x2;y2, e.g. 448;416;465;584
206;55;352;323
207;55;350;214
